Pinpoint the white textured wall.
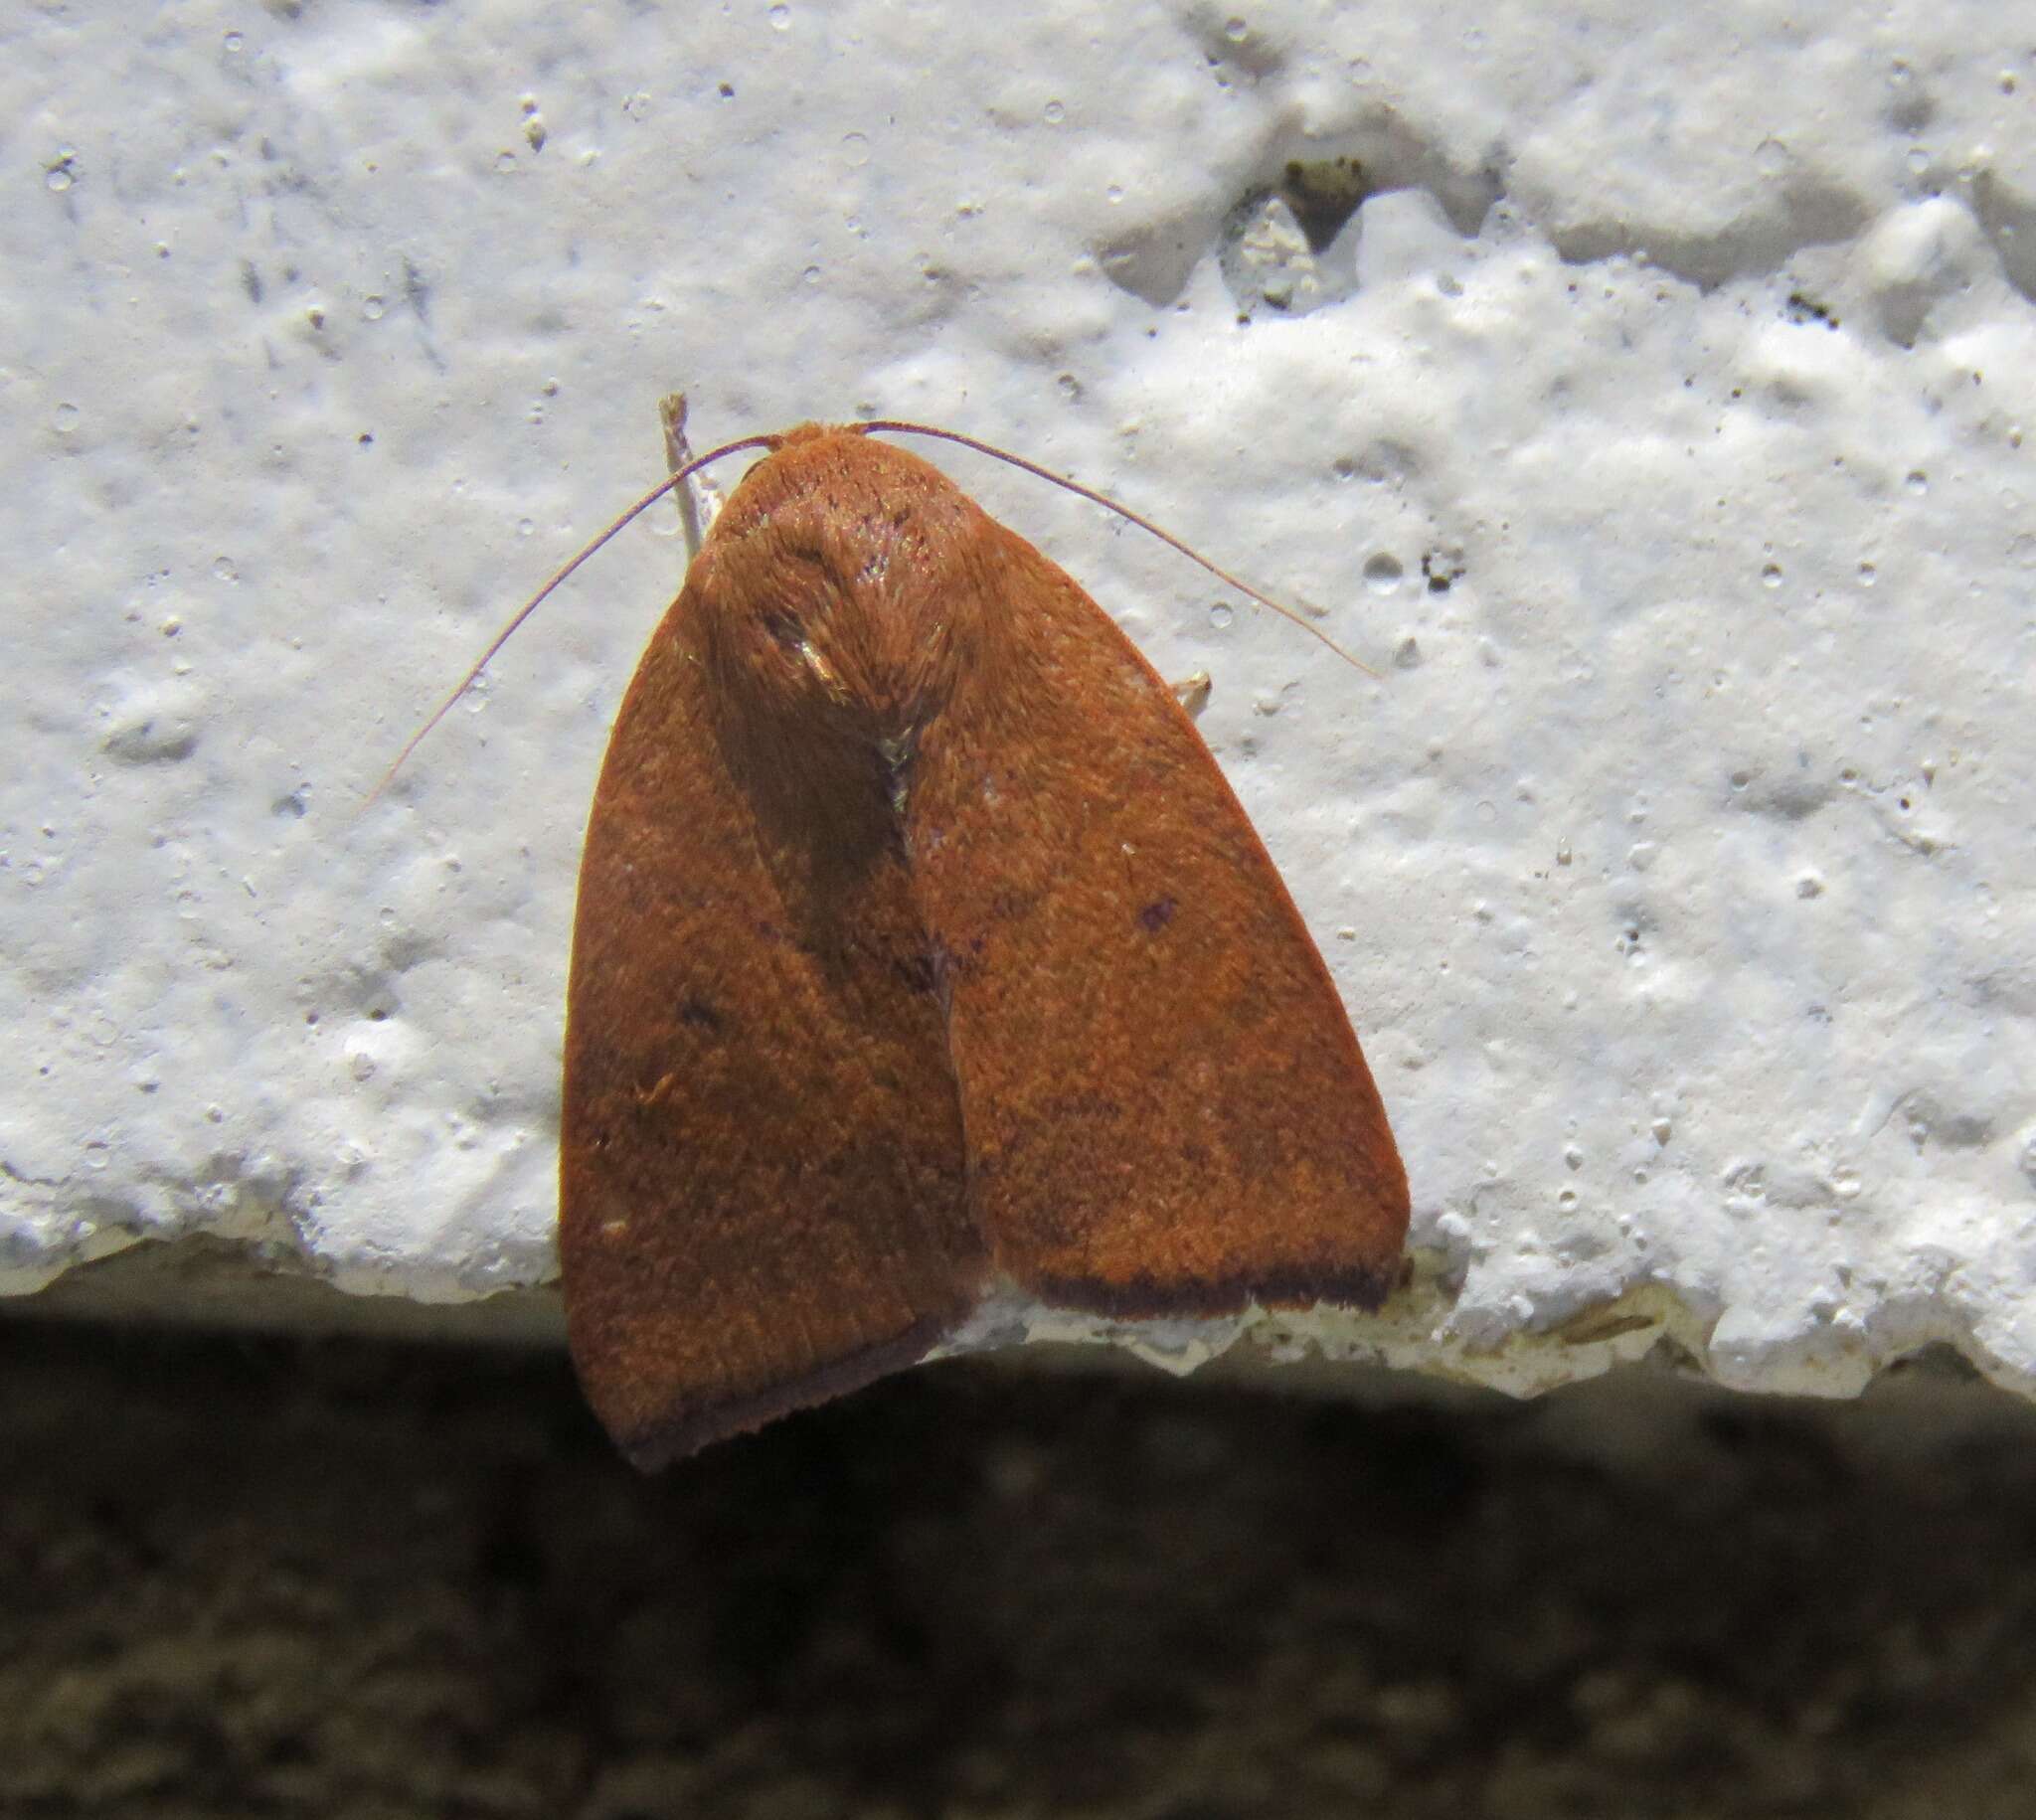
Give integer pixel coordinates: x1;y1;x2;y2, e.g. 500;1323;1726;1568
6;1;2033;1401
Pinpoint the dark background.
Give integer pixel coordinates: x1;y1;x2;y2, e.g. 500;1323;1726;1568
5;1316;2034;1818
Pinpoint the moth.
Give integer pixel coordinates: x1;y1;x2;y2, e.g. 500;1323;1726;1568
552;419;1408;1466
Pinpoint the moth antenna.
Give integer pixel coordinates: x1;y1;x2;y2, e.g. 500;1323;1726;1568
860;418;1382;679
366;432;778;804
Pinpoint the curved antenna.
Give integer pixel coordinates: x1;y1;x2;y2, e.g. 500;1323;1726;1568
367;432;778;803
859;418;1380;678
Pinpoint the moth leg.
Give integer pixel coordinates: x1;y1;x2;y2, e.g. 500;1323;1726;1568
1170;670;1212;719
658;392;728;560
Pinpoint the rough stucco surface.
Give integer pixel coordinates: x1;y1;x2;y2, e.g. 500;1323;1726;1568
5;4;2034;1398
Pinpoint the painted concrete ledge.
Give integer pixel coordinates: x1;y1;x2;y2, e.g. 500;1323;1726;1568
5;3;2033;1411
0;1235;2008;1421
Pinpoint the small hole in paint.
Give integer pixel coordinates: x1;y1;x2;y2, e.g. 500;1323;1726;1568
1363;553;1403;593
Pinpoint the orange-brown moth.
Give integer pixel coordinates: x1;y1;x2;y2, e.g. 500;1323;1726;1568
557;420;1408;1468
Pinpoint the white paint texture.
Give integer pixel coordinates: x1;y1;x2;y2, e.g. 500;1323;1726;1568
5;2;2034;1401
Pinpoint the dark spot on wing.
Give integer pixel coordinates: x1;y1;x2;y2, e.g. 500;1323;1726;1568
677;996;725;1033
892;950;940;997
